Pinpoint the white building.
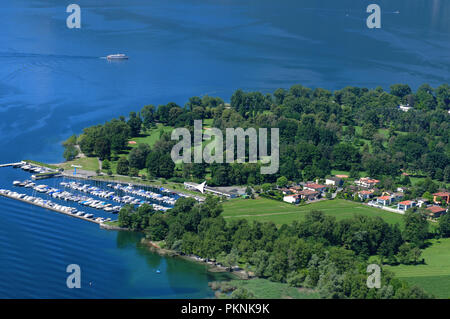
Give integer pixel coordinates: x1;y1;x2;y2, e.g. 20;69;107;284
283;195;300;204
325;177;343;187
397;200;416;211
398;105;412;112
355;177;380;188
184;181;236;198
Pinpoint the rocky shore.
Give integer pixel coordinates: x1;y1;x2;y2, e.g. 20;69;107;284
99;223;128;231
140;238;252;279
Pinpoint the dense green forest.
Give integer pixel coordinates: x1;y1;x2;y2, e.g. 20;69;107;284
63;83;450;298
117;195;446;299
63;83;449;188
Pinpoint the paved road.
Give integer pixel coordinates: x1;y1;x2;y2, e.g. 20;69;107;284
62;169;96;178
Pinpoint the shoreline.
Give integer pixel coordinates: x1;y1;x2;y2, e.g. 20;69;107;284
139;238;251;280
98;222;250;281
24;158;197;197
99;223;128;231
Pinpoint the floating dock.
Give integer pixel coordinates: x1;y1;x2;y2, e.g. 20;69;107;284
0;161;25;168
31;172;62;180
0;191;102;224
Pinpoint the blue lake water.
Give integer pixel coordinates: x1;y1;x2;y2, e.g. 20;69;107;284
0;0;449;298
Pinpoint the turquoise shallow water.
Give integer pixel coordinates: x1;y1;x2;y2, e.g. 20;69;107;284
0;0;449;298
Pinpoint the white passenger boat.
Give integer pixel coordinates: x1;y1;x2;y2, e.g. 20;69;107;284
106;54;128;60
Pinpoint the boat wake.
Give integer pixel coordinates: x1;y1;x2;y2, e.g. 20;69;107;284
0;51;98;60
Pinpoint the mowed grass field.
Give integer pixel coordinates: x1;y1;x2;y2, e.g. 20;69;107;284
228;278;319;299
385;238;450;298
222;198;404;226
129;124;174;148
59;156;99;171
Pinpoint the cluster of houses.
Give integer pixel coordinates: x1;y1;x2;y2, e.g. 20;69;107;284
353;177;449;219
282;177;343;204
374;192;449;218
355;177;380;188
280;174;449;220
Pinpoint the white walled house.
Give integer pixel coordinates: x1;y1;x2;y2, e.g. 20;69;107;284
397;200;416;211
377;196;392;206
355;177;380;189
283;195;300;204
358;190;374;201
325;177;343;187
304;183;327;193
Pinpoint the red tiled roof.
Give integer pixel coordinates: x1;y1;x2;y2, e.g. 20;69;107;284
360;178;380;184
298;190;319;195
359;190;373;195
433;192;450;197
398;200;414;205
426;206;446;213
378;196;391;200
305;183;326;189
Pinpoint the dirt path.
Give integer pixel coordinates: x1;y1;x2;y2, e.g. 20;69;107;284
75;145;85;158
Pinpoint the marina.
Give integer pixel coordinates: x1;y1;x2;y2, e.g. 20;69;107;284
1;162;201;226
0;189;103;224
6;178;173;224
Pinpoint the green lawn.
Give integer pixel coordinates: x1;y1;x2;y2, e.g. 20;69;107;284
23;160;59;170
350;126;405;151
129;124;174;148
385;238;450;298
101;123;174;174
353;125;400;138
409;176;450;188
203;118;213;126
378;128;390;138
331;170;350;176
222;198;404;226
104;220;119;227
330;169;370;178
228;278;319;299
59;156;99;172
